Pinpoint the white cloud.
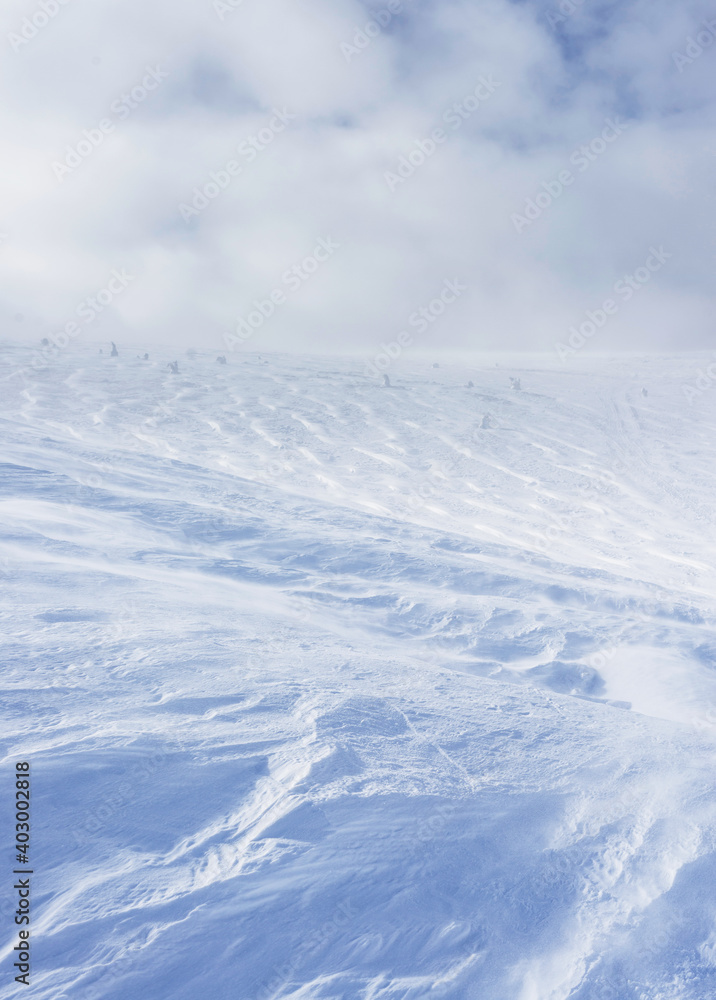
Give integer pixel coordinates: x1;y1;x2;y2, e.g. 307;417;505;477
1;0;713;354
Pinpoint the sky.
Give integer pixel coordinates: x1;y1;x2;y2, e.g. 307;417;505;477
1;0;714;357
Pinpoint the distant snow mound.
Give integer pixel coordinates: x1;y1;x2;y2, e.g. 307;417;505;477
527;660;606;697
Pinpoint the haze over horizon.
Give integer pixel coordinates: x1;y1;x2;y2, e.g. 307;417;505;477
1;0;714;356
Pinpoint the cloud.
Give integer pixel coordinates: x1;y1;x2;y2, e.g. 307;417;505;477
1;0;714;356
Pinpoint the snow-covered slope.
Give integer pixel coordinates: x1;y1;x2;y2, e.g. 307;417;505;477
1;348;716;999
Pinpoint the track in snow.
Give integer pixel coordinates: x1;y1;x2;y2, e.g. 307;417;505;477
1;347;716;999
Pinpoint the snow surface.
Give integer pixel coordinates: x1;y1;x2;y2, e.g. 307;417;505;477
1;347;716;1000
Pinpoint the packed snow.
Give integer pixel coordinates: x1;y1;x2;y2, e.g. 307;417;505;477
1;346;716;1000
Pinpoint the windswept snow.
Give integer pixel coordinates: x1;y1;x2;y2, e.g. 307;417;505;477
1;348;716;999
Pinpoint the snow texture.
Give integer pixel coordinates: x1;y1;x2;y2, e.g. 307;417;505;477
1;348;716;999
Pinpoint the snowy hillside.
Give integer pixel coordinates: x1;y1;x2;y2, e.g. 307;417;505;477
2;347;716;1000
